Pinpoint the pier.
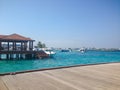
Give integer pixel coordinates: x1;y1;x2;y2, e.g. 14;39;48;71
0;63;120;90
0;34;48;60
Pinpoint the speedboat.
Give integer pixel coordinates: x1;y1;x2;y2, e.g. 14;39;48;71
61;49;70;52
61;49;72;52
77;48;85;53
33;48;56;57
44;49;56;57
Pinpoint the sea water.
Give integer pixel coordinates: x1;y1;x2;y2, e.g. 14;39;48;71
0;50;120;74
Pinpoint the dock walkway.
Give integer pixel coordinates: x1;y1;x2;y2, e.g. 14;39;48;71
0;63;120;90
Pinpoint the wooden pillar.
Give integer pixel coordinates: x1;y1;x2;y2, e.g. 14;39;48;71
7;54;9;59
12;42;14;51
23;42;25;51
29;41;31;51
8;42;9;51
23;42;24;51
16;54;19;60
31;41;33;51
29;41;33;51
10;54;13;60
24;42;27;51
20;54;23;59
15;42;16;51
0;41;1;51
21;42;23;51
13;42;16;51
13;42;14;51
0;54;1;60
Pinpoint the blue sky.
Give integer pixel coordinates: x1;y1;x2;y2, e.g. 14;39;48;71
0;0;120;48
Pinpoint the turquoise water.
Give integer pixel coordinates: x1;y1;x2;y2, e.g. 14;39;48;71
0;51;120;74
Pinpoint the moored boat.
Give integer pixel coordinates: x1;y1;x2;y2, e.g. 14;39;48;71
61;48;72;52
77;48;86;53
44;50;56;57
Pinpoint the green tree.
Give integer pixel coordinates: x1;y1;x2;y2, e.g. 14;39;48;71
37;41;46;48
37;41;42;48
42;43;46;48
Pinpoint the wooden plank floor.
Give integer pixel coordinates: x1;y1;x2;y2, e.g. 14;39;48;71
0;63;120;90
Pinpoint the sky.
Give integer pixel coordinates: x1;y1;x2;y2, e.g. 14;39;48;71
0;0;120;48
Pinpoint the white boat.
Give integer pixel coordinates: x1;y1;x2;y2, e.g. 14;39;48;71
61;48;72;52
33;48;56;57
44;50;56;57
61;49;70;52
77;48;85;53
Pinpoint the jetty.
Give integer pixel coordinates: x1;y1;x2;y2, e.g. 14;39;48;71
0;63;120;90
0;33;48;60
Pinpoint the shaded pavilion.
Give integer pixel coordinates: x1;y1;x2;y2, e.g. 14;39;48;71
0;33;34;51
0;34;48;60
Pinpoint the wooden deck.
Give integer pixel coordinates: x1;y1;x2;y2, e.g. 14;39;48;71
0;63;120;90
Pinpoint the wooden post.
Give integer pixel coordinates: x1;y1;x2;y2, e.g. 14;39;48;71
23;42;24;51
13;42;16;51
10;54;13;60
29;41;33;51
7;54;9;60
23;42;25;51
0;41;1;51
0;54;1;60
8;42;9;51
16;54;19;60
24;42;27;51
15;42;16;51
20;54;23;59
31;41;33;51
12;42;14;51
21;42;23;51
29;41;31;51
